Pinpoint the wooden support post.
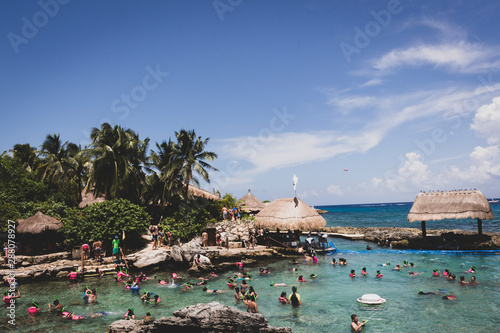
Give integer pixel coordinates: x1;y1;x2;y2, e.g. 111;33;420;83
421;221;426;238
477;218;483;236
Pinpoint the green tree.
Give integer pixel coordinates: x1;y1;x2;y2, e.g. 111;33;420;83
62;199;151;246
87;123;149;203
38;134;76;183
174;129;218;202
11;143;41;174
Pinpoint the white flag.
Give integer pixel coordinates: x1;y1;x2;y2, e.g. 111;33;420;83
293;174;298;191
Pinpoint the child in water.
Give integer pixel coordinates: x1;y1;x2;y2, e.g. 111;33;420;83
349;270;356;278
361;267;368;276
375;270;383;278
279;292;289;304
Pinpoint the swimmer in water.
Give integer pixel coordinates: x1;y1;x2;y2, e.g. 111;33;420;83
279;291;289;304
331;258;337;265
469;276;478;285
123;308;135;320
203;287;224;293
459;276;467;285
297;275;306;282
28;302;42;316
234;287;244;301
394;264;402;271
351;314;365;332
375;270;383;278
3;289;21;305
310;274;317;279
288;286;301;307
140;292;151;302
227;278;237;288
270;283;287;287
259;268;271;275
442;294;457;300
48;299;63;313
182;283;193;291
349;270;356;278
243;294;258;313
361;267;368;276
288;267;299;272
447;274;456;281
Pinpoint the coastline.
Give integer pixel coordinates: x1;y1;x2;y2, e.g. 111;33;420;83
4;226;499;286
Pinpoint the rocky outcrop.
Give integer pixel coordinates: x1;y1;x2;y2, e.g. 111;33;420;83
132;248;171;269
108;302;292;333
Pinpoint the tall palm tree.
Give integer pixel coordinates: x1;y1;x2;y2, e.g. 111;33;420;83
65;145;90;204
38;134;74;183
149;139;184;206
11;143;40;173
174;129;218;202
87;123;149;202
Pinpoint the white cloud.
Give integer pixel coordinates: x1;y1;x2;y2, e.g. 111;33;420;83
370;18;500;75
373;42;498;74
471;96;500;144
359;79;383;88
326;184;343;196
299;190;319;198
326;95;375;115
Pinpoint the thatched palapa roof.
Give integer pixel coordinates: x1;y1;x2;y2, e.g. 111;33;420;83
16;211;64;234
407;190;493;222
187;184;220;200
255;197;326;231
78;185;219;208
240;189;265;212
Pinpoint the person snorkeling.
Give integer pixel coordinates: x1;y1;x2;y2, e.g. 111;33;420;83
123;308;135;320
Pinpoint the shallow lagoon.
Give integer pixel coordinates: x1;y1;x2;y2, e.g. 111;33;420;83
2;238;499;332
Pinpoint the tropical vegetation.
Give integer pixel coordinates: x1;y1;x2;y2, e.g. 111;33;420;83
0;123;222;250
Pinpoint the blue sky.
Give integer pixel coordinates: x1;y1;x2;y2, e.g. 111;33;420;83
2;0;500;205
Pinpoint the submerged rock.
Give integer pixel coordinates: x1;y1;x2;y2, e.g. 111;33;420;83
108;301;292;333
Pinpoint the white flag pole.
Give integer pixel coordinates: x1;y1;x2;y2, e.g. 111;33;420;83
293;174;298;198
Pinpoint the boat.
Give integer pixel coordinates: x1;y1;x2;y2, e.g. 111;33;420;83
357;294;386;305
488;199;499;203
312;241;337;254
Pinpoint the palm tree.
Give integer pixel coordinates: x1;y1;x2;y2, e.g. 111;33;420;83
174;129;218;202
87;123;149;202
38;134;74;183
11;143;40;173
65;146;90;204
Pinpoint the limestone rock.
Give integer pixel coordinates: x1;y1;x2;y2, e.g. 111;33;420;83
170;245;183;262
108;302;292;332
134;249;170;269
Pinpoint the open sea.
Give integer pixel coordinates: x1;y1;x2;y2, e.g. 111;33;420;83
2;201;499;332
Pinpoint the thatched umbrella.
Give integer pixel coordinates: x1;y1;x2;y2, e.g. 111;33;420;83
255;197;326;231
407;190;493;236
16;211;64;234
240;189;266;213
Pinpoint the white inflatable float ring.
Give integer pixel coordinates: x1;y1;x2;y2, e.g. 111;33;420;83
357;293;386;305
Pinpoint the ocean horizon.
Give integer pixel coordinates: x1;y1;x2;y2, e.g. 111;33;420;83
316;200;500;233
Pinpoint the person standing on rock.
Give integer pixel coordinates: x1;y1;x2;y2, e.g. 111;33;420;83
216;231;222;249
202;231;208;249
93;239;102;261
166;229;172;248
222;206;228;220
112;236;120;260
82;243;89;260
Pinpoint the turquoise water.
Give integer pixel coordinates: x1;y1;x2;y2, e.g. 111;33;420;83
1;202;499;332
318;201;500;233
